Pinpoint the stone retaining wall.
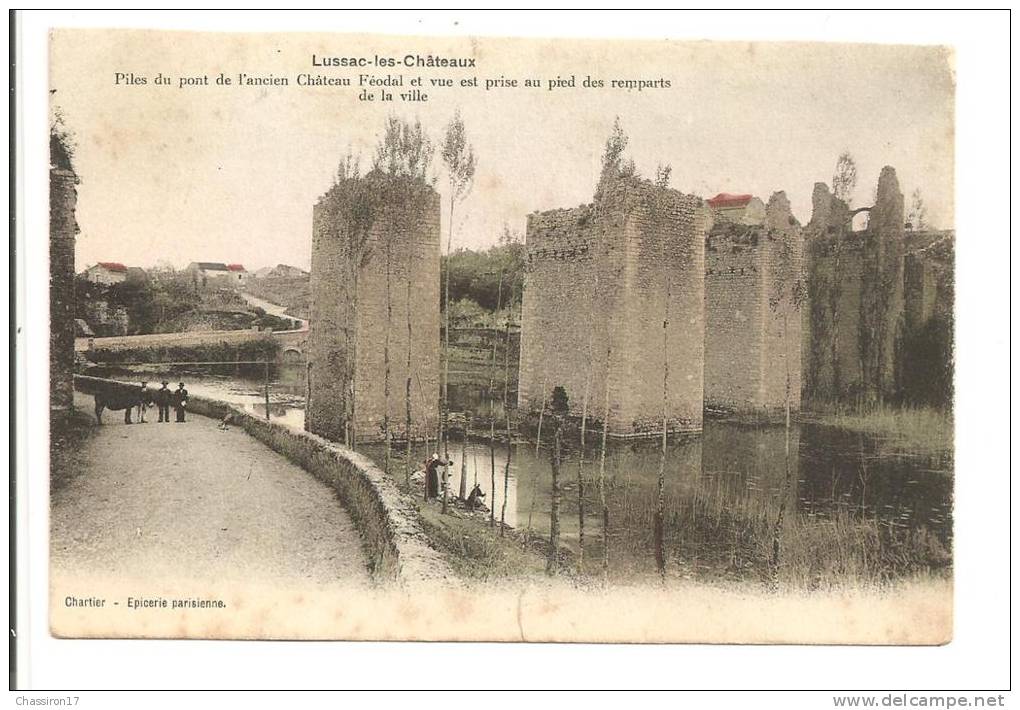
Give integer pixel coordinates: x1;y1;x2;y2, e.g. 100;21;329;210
73;375;453;587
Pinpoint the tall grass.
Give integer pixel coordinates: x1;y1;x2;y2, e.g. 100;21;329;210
578;466;950;590
803;403;953;458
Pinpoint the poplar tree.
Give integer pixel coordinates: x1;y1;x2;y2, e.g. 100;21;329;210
440;111;477;510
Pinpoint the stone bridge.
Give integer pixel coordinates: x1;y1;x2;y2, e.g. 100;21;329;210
76;326;309;365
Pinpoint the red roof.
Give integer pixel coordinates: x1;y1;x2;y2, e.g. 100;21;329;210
707;193;753;208
97;262;128;272
226;264;246;272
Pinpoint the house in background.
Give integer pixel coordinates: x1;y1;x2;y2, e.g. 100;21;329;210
81;261;128;285
186;261;249;290
706;193;767;225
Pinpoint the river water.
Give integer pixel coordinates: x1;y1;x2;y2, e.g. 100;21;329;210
88;363;953;585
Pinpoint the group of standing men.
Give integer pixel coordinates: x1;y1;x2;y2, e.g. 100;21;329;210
134;380;189;423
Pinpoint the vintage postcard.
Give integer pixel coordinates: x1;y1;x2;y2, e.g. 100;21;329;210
47;28;955;643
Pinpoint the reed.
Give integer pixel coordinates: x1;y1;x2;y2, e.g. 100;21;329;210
804;404;953;457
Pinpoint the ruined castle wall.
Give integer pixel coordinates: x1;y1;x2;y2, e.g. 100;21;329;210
50;168;78;410
904;252;937;332
518;206;603;419
519;179;707;435
704;193;802;415
860;166;906;401
759;232;803;413
353;200;441;440
804;239;865;402
802;184;872;405
307;198;347;437
904;233;954;331
704;229;767;412
308;179;441;444
803;169;906;406
615;184;706;433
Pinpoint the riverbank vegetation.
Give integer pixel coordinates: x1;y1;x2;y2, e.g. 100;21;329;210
627;480;952;590
800;403;952;458
415;500;555;582
440;225;525;328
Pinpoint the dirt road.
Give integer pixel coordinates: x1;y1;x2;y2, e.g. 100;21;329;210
51;392;370;588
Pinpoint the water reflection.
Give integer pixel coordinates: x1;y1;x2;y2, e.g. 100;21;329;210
364;419;951;582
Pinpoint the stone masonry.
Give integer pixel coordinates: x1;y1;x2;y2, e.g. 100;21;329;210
307;175;441;444
50;158;78;411
704;192;803;415
518;176;708;436
802;166;907;406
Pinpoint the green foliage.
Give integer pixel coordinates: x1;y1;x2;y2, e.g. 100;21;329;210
832;150;857;205
906;188;928;231
654;163;672;189
441;110;477;203
76;272;202;335
373;115;435;183
599;116;630;187
50;109;75;172
447;298;488;327
898;314;954;410
440;239;525;312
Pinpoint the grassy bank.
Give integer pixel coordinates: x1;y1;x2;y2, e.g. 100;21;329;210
801;404;953;458
601;461;952;590
50;407;97;496
414;499;555;582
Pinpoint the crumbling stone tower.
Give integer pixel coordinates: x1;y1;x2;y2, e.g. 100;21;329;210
518;176;709;436
50;134;78;411
307;175;441;444
704;192;803;415
802;166;906;406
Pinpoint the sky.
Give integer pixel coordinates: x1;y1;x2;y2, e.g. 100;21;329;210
51;30;955;272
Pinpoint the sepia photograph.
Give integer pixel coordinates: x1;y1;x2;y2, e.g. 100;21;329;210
41;26;961;645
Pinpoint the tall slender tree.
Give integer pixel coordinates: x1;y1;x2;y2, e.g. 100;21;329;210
440;111;477;508
598;341;612;581
499;277;518;535
546;389;568;576
766;216;806;589
832;151;858;206
651;164;674;582
575;117;633;573
405;238;415;488
907;188;927;231
828;151;857;402
487;271;504;526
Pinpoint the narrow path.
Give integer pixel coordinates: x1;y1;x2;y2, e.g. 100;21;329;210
240;292;308;329
51;392;370;588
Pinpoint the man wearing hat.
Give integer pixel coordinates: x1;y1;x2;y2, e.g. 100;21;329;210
155;381;172;423
173;382;189;423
